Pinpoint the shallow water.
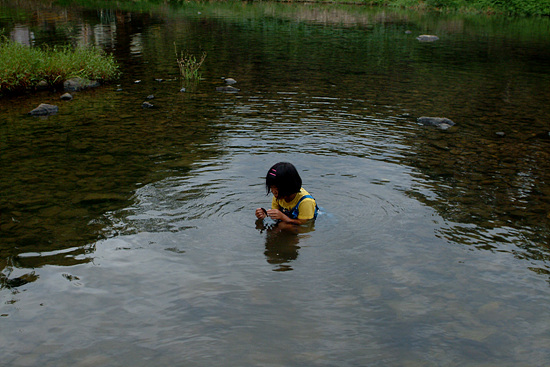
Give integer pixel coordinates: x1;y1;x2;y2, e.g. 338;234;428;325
1;1;550;366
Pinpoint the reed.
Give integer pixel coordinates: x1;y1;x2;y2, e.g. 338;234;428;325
175;43;207;80
0;38;119;96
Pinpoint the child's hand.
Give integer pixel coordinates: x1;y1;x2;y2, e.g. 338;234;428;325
255;208;267;219
266;209;287;222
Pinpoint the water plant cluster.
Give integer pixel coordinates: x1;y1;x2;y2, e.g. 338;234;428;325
174;43;207;80
0;38;120;96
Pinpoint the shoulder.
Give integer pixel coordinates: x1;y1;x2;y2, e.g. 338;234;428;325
297;188;315;205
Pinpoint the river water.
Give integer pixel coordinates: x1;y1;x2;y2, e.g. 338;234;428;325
1;1;550;366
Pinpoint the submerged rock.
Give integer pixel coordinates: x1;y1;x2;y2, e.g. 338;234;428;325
142;101;155;108
417;116;455;129
60;93;73;101
417;35;439;42
224;78;237;85
64;77;100;92
28;103;59;116
216;85;240;93
146;94;155;100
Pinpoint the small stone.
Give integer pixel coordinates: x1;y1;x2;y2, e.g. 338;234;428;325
405;30;412;34
417;116;455;129
216;86;240;93
155;78;164;83
224;78;237;85
417;35;439;42
28;103;59;116
495;132;506;137
60;93;73;101
36;80;49;90
142;102;155;108
179;87;186;93
146;94;155;99
134;80;141;84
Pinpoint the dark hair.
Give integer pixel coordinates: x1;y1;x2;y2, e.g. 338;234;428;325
265;162;302;197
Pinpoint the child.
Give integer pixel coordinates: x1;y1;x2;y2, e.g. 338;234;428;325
255;162;318;225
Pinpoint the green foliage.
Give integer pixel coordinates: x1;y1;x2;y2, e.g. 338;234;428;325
0;38;120;96
391;0;550;15
174;43;207;80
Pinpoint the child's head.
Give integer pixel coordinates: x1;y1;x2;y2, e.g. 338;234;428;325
265;162;302;198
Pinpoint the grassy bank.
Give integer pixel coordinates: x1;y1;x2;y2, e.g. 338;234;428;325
359;0;550;15
274;0;550;15
0;39;120;96
55;0;550;16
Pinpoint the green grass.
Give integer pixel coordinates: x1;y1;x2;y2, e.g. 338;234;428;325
0;38;120;96
175;43;207;80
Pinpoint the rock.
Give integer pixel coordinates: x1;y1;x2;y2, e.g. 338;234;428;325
134;80;141;84
495;132;506;137
417;35;439;42
146;94;155;100
60;93;73;101
142;101;155;108
36;80;49;90
405;30;412;34
64;77;100;92
224;78;237;85
179;87;186;93
417;116;455;129
216;86;240;93
28;103;59;116
155;78;164;83
532;131;550;140
76;193;128;204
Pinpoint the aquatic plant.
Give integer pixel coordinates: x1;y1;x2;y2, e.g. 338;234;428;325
0;38;120;96
175;43;207;80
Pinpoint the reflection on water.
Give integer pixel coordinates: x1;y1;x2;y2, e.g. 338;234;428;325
1;0;550;365
256;218;315;271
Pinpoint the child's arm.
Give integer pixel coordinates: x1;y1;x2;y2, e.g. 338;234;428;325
266;209;309;225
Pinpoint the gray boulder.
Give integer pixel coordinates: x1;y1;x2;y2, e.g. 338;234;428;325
418;116;455;129
29;103;59;116
64;77;100;92
417;35;439;42
60;93;73;101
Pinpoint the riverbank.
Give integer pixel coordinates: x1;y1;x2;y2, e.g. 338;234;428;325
0;39;120;97
279;0;550;16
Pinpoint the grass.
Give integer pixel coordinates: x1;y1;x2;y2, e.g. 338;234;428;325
0;38;120;96
174;43;207;80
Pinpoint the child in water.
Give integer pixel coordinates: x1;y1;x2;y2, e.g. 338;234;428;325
255;162;318;225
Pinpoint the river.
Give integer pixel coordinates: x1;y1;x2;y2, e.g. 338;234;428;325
1;1;550;366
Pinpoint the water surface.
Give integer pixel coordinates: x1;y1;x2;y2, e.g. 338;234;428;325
1;1;550;366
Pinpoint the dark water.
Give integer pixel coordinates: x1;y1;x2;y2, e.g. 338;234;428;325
1;1;550;366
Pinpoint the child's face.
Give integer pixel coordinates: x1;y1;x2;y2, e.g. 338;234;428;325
270;186;279;198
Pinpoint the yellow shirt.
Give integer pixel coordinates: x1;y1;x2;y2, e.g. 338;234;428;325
271;188;316;220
